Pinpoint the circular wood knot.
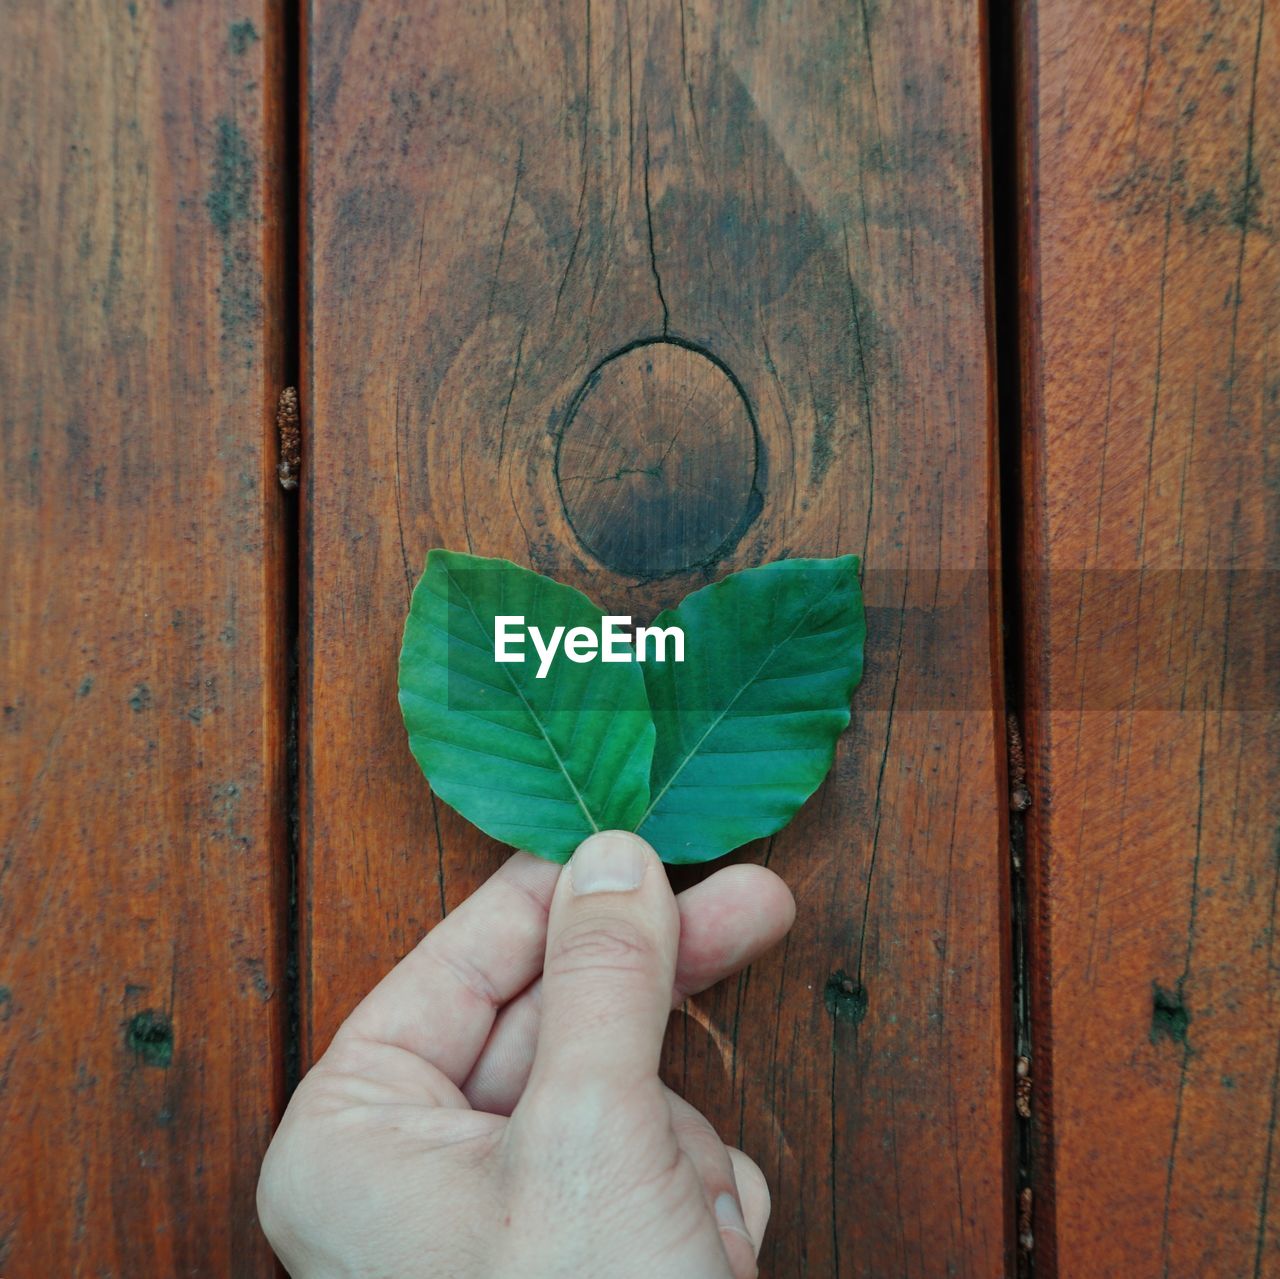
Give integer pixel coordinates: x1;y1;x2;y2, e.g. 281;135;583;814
556;339;760;578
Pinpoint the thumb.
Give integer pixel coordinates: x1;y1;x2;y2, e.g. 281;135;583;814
525;830;678;1098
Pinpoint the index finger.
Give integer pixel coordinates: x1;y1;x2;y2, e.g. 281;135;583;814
328;851;561;1087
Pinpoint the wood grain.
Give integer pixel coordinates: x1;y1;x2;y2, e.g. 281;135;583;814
1;2;291;1272
303;1;1010;1273
1015;0;1279;1273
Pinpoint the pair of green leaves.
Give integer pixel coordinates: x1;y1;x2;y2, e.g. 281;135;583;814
398;549;865;864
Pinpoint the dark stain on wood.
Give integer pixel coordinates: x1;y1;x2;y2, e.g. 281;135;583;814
125;1011;174;1069
228;20;259;55
206;115;261;347
1150;982;1190;1047
824;970;869;1026
206;117;253;235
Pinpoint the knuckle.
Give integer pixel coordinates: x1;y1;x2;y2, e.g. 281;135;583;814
428;936;503;1009
545;916;657;981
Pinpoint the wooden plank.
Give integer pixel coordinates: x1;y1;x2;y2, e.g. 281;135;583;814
1;3;290;1272
1015;0;1279;1272
303;1;1009;1272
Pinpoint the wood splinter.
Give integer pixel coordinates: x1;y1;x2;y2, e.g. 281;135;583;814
1015;1055;1032;1119
277;386;300;491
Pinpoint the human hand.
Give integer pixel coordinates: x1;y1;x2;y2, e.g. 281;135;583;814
257;830;795;1278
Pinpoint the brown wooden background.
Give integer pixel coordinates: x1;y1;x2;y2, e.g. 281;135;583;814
1;0;1274;1276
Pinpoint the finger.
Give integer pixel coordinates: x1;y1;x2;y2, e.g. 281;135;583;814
665;1089;759;1279
463;980;542;1113
669;864;796;998
727;1147;771;1257
327;851;560;1087
522;831;677;1099
465;865;794;1113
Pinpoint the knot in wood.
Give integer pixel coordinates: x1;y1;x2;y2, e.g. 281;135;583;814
556;339;760;578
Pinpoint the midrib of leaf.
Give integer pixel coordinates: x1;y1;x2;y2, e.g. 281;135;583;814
637;573;845;828
442;563;601;836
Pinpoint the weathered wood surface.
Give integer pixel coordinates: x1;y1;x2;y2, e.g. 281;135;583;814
0;3;290;1273
1016;0;1279;1273
302;2;1010;1273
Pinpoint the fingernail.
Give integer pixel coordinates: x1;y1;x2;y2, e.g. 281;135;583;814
570;831;648;895
715;1192;751;1240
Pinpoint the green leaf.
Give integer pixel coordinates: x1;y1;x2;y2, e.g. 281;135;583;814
635;556;865;864
398;550;654;862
